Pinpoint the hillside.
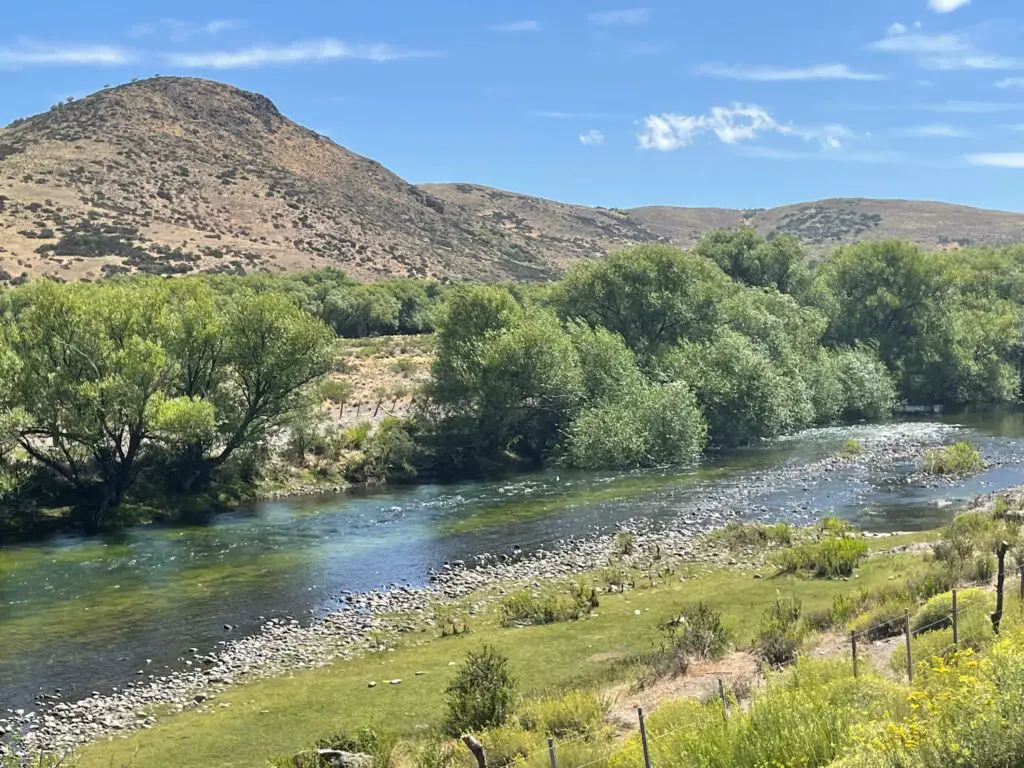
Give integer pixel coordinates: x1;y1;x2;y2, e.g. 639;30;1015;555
0;77;551;283
1;77;1024;284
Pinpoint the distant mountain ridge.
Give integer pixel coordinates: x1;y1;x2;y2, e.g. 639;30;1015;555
1;76;1022;284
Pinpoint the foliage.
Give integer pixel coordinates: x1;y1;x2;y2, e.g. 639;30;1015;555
710;522;794;551
921;440;984;476
755;597;805;666
518;690;610;739
444;646;519;735
561;381;707;469
692;228;812;296
498;583;599;627
659;602;731;662
912;587;992;634
772;537;868;578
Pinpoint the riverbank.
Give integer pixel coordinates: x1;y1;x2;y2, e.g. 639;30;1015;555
1;420;1016;763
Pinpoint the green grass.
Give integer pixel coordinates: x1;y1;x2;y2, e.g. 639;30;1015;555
921;440;984;476
76;551;930;768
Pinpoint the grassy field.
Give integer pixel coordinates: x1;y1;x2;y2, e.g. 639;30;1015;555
77;542;934;768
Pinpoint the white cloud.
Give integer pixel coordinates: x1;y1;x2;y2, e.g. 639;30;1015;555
871;32;967;54
996;77;1024;88
131;18;243;41
579;129;605;146
929;0;970;13
588;8;651;26
888;22;909;36
489;20;542;32
696;62;884;81
164;39;442;68
871;28;1023;70
638;104;779;150
0;40;134;68
895;124;968;137
966;152;1024;167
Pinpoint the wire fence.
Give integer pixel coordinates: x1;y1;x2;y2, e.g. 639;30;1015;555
499;569;1016;768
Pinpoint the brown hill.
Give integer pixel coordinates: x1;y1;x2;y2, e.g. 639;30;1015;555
1;76;1023;285
0;77;552;283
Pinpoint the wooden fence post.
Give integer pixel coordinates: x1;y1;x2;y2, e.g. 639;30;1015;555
547;737;557;768
461;734;486;768
373;398;382;418
993;541;1010;636
952;589;959;646
718;678;728;721
638;707;653;768
904;612;914;683
850;631;858;677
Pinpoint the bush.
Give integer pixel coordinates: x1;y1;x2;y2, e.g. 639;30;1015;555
320;379;354;404
912;588;992;634
709;522;793;551
848;598;911;641
562;382;707;469
771;537;868;578
921;440;984;476
346;417;417;483
518;690;610;739
840;437;862;456
444;646;519;735
499;583;599;627
892;610;994;677
612;530;636;556
659;602;731;662
314;727;398;768
340;421;372;450
478;726;540;767
755;597;805;666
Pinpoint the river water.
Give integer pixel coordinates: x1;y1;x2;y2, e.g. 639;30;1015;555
4;413;1024;710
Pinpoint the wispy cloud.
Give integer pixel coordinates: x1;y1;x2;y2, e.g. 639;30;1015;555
0;40;134;68
871;26;1023;70
488;20;542;32
888;22;909;36
588;8;651;26
131;18;244;41
579;129;605;146
894;124;969;137
996;77;1024;88
929;0;970;13
164;39;442;68
739;145;907;164
966;152;1024;167
696;62;884;81
922;100;1024;112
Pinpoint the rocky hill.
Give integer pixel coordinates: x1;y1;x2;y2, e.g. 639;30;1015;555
1;77;1023;285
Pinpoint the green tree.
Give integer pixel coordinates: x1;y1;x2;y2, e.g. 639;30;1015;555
555;244;734;360
5;281;176;527
444;646;518;735
563;382;707;469
693;228;811;295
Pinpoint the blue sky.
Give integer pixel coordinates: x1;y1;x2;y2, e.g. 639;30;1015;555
3;0;1024;211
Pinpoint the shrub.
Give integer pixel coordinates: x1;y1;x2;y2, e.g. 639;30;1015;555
518;690;610;739
499;583;599;627
659;602;731;662
320;379;354;404
840;438;862;456
314;727;398;768
771;537;868;578
612;530;636;556
848;598;911;641
892;610;993;677
412;739;458;768
389;359;418;376
444;646;518;735
340;421;373;450
755;597;805;666
479;726;539;767
562;382;707;469
912;587;992;634
921;440;984;476
709;522;793;551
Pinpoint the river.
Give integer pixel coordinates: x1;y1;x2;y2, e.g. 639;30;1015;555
4;413;1024;711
